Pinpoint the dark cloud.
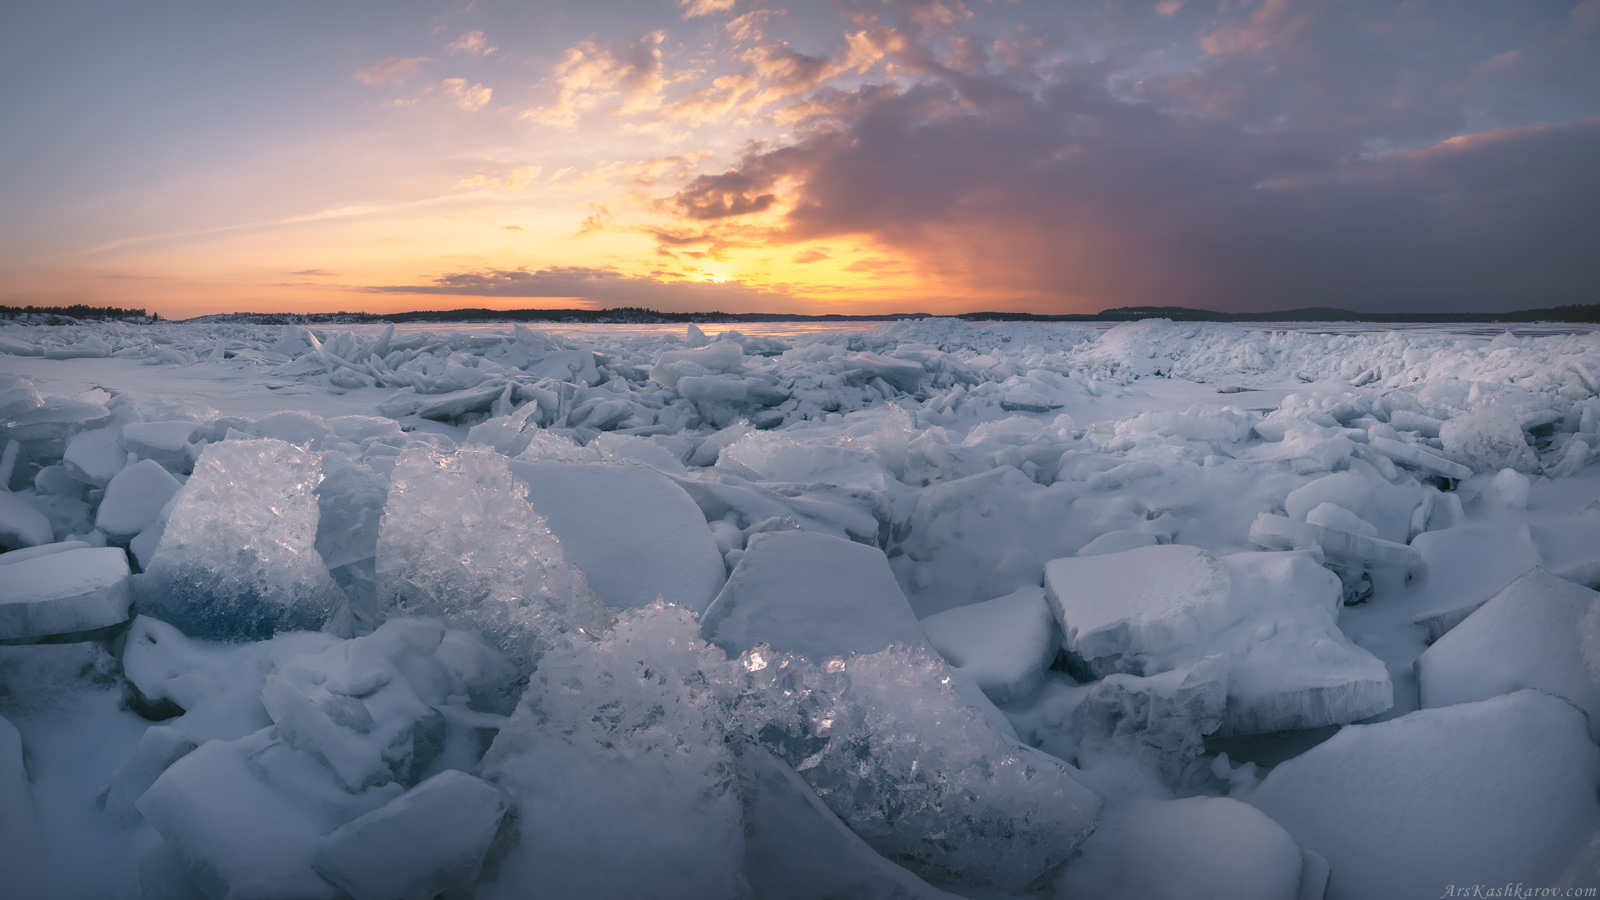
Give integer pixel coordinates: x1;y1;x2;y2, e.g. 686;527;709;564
661;4;1600;313
363;265;799;313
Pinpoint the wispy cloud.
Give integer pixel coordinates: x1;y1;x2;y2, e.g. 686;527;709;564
447;31;496;56
681;0;737;19
441;78;492;110
354;56;432;86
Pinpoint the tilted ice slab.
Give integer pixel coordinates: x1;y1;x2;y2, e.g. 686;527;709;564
1045;545;1392;733
506;459;725;614
700;530;928;659
1245;692;1600;900
376;447;608;670
0;490;53;550
734;746;962;900
1247;514;1420;571
313;770;509;900
139;438;342;640
0;546;131;640
1418;569;1600;740
919;585;1060;704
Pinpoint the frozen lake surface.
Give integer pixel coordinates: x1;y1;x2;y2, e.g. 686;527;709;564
2;317;1599;898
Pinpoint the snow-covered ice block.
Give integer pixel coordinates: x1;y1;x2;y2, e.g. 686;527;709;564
919;585;1059;704
376;448;607;670
140;439;341;640
1054;797;1314;900
1219;551;1392;734
700;530;926;660
478;606;750;900
137;729;396;900
101;725;198;828
0;490;53;550
1044;544;1233;679
1481;466;1530;509
1284;472;1374;522
313;770;508;900
1247;513;1419;570
507;459;726;614
735;746;961;900
1076;529;1159;556
96;458;181;541
61;425;126;486
1406;524;1542;635
0;539;89;566
1364;435;1473;480
1046;546;1390;732
1418;570;1600;740
1303;502;1376;537
121;420;198;470
0;546;131;639
1246;692;1600;900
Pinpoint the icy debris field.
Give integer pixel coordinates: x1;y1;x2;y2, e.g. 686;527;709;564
3;317;1600;899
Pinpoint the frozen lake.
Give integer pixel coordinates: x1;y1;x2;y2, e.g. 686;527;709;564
2;317;1599;898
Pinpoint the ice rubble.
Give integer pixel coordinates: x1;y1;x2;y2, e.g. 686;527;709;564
0;317;1599;897
1044;544;1392;734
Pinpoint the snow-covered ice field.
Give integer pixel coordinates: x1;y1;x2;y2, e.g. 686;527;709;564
3;316;1600;899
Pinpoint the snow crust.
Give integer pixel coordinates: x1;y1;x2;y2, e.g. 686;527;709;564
3;317;1600;898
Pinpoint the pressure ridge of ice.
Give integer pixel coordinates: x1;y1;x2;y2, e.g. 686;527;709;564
2;316;1600;898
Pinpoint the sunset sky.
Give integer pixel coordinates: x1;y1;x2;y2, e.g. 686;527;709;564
2;0;1597;318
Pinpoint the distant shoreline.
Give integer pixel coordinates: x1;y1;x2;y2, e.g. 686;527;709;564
4;302;1598;326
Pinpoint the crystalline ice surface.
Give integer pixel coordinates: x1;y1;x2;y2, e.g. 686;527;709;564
375;447;608;671
1419;569;1600;740
477;604;751;900
1074;656;1229;777
1245;692;1600;900
1439;403;1539;473
0;546;131;639
139;438;342;640
506;459;726;614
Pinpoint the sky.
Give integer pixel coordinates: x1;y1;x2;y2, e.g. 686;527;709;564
1;0;1597;319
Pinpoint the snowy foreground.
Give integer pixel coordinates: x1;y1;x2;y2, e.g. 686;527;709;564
3;317;1600;899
